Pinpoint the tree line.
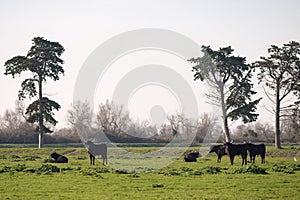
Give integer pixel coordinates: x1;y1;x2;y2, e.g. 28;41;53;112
0;99;299;145
2;37;300;148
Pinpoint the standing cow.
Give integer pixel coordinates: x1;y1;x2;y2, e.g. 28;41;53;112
209;144;227;162
246;143;266;163
85;141;107;165
224;142;247;166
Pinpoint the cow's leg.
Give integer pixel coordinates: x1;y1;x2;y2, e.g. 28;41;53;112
230;156;234;165
89;154;92;165
261;154;265;163
90;154;95;165
218;155;221;162
242;154;247;166
253;155;256;163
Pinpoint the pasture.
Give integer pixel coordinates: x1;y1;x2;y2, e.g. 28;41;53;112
0;144;299;199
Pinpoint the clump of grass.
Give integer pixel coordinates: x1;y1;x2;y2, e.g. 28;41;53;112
24;168;36;173
43;158;55;163
10;155;20;159
80;169;104;178
12;164;27;172
114;169;129;174
0;166;12;173
271;164;299;174
229;165;267;174
0;155;7;159
192;170;204;176
152;183;164;188
161;168;181;176
95;167;110;173
37;164;60;174
180;167;193;172
0;164;27;173
76;156;87;160
23;155;41;161
128;173;140;178
200;166;222;174
10;155;21;162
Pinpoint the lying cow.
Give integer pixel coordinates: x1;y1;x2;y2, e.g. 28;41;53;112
224;142;247;166
184;151;200;162
209;144;227;162
85;141;107;165
50;152;68;163
246;143;266;164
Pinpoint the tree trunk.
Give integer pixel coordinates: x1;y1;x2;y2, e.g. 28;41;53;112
275;82;281;149
38;75;44;148
220;84;231;142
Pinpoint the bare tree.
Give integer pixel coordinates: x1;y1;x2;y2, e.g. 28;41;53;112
66;100;93;133
0;100;35;143
167;112;186;138
253;122;274;141
194;113;218;142
96;100;129;136
281;108;300;142
126;120;157;138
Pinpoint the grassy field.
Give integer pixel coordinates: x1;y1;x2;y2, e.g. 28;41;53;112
0;144;299;199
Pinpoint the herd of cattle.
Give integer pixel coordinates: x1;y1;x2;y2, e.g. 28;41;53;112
184;142;266;165
50;141;108;165
50;141;265;166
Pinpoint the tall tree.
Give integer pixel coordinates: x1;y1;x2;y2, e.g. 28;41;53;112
253;41;300;148
4;37;65;148
189;46;261;142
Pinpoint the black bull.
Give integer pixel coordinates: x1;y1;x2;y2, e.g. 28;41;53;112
246;143;266;163
224;142;266;165
224;142;247;166
209;145;227;162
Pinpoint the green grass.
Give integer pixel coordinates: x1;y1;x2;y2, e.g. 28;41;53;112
0;145;299;199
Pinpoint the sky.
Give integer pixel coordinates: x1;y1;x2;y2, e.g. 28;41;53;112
1;0;300;129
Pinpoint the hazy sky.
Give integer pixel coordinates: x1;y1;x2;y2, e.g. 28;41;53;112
1;0;300;129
